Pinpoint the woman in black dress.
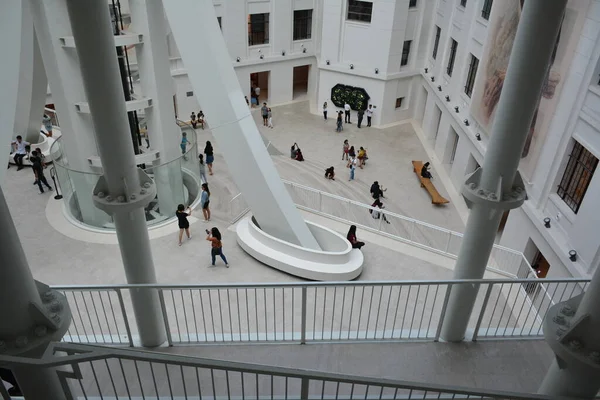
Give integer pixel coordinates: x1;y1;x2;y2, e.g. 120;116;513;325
176;204;192;246
204;141;214;175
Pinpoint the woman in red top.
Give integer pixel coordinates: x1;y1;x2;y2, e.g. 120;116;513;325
346;225;365;249
206;227;229;267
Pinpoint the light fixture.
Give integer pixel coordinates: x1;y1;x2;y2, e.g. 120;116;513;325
236;57;240;62
282;50;286;56
260;54;264;59
475;133;481;141
375;68;379;74
464;119;469;126
569;250;577;262
424;67;428;73
431;76;435;82
445;95;450;102
437;85;442;91
350;64;354;69
454;106;459;113
303;47;307;53
326;60;330;65
543;217;551;228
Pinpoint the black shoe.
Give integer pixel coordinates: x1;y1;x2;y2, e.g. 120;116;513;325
48;187;53;191
33;181;38;185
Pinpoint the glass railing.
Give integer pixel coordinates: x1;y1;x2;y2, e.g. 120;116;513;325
50;122;200;230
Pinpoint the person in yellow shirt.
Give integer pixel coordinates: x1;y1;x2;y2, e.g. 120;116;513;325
357;147;366;168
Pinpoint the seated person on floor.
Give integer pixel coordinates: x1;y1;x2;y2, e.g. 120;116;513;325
421;162;433;179
290;143;298;159
325;166;335;180
295;147;304;162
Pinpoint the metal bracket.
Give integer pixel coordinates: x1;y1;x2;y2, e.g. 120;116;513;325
462;168;527;210
92;168;157;214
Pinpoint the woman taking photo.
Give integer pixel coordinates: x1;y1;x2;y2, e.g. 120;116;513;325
206;227;229;268
204;141;214;175
176;204;192;246
201;183;211;222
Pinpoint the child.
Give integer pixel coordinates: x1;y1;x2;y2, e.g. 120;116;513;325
180;132;188;155
342;140;349;160
198;154;207;184
176;204;191;246
267;108;273;128
325;166;335;180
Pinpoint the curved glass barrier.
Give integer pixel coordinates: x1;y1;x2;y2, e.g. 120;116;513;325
50;122;200;231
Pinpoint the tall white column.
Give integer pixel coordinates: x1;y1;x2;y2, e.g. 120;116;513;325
0;185;72;399
439;0;567;341
163;0;321;250
64;0;166;347
129;0;185;214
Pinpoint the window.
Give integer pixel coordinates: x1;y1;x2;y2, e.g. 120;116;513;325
217;17;222;30
464;54;479;97
432;26;441;60
248;13;269;46
186;91;193;97
293;9;313;40
347;0;373;23
446;39;458;76
481;0;493;20
409;0;417;8
401;40;412;66
557;142;598;213
395;97;404;108
460;0;467;7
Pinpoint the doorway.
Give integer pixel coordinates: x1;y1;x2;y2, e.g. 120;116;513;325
532;250;550;278
293;65;310;100
250;71;270;106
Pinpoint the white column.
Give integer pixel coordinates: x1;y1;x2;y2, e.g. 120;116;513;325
129;0;184;214
439;0;567;341
163;0;321;250
64;0;166;347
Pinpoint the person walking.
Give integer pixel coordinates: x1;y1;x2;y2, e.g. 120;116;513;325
347;225;365;249
342;139;349;160
267;108;274;128
190;111;197;129
180;132;189;155
176;204;192;246
198;154;208;184
323;102;328;121
366;104;374;127
200;183;211;221
204;141;214;175
261;103;269;126
344;102;351;123
42;114;53;137
254;86;261;102
357;108;364;128
370;198;390;224
32;147;46;186
206;227;229;268
10;136;30;171
348;157;356;181
198;110;205;129
30;151;52;194
336;111;343;132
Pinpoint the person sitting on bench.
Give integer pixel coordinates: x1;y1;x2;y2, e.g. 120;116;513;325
347;225;365;249
325;166;335;180
10;135;30;171
421;162;433;179
290;143;298;159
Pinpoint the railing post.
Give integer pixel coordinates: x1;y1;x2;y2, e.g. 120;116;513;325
301;377;310;399
444;233;451;254
301;287;307;344
115;288;134;347
158;290;174;346
435;284;453;342
318;192;322;213
410;220;416;242
472;284;494;341
377;211;383;232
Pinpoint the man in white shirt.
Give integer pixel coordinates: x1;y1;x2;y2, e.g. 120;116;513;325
366;104;374;127
344;103;351;124
255;86;261;102
11;135;30;171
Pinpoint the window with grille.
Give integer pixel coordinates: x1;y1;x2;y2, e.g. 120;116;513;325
432;26;441;60
464;54;479;97
460;0;467;7
409;0;418;8
401;40;412;66
217;17;222;30
395;97;404;108
447;39;458;76
481;0;493;20
248;13;269;46
293;9;313;40
347;0;373;23
557;142;598;214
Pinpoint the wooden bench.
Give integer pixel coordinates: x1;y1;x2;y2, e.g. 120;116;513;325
412;160;449;205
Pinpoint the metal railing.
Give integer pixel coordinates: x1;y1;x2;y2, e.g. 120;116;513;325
0;341;557;400
230;180;533;279
52;278;589;347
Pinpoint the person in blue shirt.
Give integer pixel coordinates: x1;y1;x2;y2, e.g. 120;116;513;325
200;183;211;222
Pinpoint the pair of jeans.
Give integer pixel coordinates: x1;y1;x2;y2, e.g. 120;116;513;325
211;247;228;265
345;110;350;123
13;153;25;167
336;121;342;132
357;116;363;128
367;116;372;127
350;168;355;180
36;174;51;193
323;111;327;120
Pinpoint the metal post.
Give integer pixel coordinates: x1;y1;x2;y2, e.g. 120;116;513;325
300;287;307;344
439;0;567;342
538;265;600;397
0;186;72;399
64;0;166;347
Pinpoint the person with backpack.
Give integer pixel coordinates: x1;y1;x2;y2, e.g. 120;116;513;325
30;150;52;194
206;227;229;268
